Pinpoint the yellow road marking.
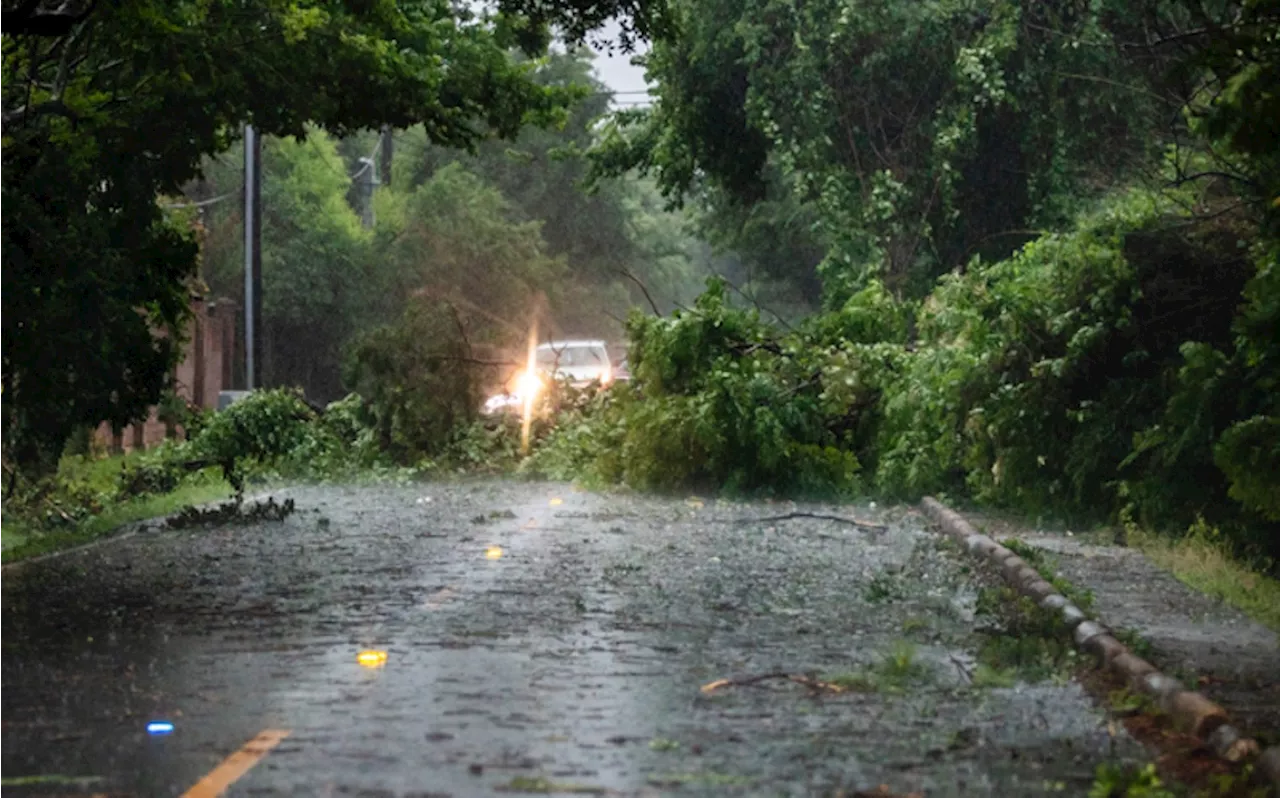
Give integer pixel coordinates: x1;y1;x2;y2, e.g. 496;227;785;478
181;729;290;798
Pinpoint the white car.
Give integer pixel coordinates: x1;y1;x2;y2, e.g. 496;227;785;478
533;340;613;387
483;340;614;415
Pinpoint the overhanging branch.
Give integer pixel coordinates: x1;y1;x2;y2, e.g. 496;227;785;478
2;98;79;126
2;0;100;38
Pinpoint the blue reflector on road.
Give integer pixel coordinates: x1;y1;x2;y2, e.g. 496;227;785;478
147;721;175;735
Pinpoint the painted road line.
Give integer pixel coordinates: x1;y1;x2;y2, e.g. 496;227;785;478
181;729;290;798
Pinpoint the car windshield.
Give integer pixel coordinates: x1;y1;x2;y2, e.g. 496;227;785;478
536;345;606;369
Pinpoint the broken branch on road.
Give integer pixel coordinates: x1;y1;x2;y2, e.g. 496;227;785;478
700;672;849;694
716;512;888;531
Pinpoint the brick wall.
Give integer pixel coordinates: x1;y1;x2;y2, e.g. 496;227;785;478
96;297;237;454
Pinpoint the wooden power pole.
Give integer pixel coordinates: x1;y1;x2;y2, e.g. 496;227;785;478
380;125;393;187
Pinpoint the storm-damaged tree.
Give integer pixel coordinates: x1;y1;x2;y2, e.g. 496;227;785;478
0;0;669;477
575;0;1280;556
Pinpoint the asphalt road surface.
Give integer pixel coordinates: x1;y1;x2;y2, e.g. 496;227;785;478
2;480;1147;796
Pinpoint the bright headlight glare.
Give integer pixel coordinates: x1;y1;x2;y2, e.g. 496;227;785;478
516;371;542;400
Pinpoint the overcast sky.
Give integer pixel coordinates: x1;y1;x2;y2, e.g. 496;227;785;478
584;19;654;107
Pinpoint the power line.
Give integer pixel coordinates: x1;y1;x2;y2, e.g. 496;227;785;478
162;192;236;210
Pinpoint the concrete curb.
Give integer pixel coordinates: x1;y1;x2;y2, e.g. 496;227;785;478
920;497;1275;789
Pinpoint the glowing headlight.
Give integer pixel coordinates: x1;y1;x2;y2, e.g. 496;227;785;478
515;370;542;400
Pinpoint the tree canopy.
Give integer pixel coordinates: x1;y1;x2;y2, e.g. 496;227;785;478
1;0;664;471
588;0;1280;297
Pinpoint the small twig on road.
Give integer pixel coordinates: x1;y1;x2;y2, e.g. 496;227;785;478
700;672;847;694
949;654;973;684
842;787;926;798
716;512;888;531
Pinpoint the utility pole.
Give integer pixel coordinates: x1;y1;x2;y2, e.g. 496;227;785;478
380;125;393;187
243;125;263;390
356;156;378;229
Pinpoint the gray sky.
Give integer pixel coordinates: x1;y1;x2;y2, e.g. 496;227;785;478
585;20;653;107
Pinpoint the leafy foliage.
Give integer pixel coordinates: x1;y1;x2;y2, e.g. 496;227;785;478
530;183;1279;562
185;389;320;494
528;277;912;495
870;187;1277;555
342;301;483;463
591;0;1172;295
1089;763;1176;798
1;0;655;472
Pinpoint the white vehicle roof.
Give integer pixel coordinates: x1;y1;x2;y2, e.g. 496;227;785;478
536;340;608;350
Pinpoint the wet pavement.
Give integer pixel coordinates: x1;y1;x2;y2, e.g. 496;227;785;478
2;481;1149;796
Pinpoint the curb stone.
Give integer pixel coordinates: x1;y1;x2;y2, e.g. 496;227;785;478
919;497;1275;788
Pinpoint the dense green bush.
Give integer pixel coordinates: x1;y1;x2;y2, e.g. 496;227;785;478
868;188;1277;556
1214;245;1280;523
342;301;483;463
876;189;1173;507
526;278;901;496
113;389;390;500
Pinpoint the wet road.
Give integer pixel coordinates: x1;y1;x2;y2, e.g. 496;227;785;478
2;481;1144;796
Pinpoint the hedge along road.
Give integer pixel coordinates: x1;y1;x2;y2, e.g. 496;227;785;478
1;481;1149;797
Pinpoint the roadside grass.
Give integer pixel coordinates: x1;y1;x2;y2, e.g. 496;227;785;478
940;509;1274;794
1127;526;1280;634
973;585;1084;685
863;570;907;603
1;452;232;564
977;509;1280;635
1002;537;1096;614
825;639;930;694
498;775;608;794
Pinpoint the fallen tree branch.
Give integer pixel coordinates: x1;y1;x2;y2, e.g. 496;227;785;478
43;498;76;525
714;512;887;531
700;672;847;694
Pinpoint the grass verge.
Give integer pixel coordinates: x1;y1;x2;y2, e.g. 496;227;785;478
2;452;233;564
824;640;930;694
1128;525;1280;634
